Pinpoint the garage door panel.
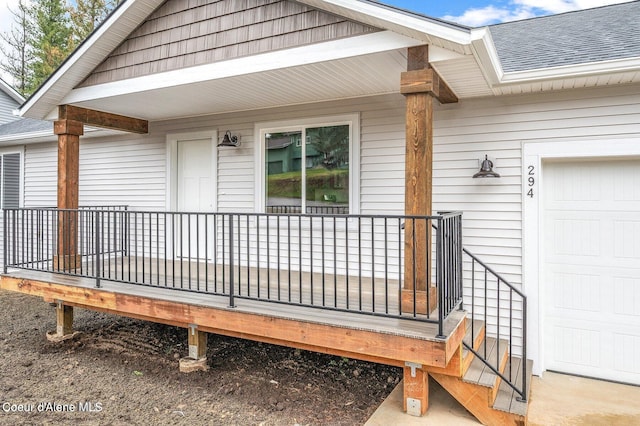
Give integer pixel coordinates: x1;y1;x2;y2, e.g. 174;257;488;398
613;276;640;317
548;324;601;367
547;270;601;313
543;159;640;385
613;333;640;375
614;220;640;260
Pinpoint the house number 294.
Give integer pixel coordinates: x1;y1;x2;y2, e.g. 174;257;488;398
527;165;535;198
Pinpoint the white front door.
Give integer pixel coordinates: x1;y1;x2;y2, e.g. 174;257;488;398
177;137;215;259
543;159;640;385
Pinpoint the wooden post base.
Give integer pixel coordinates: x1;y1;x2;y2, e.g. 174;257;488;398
180;325;208;373
403;362;428;416
53;254;82;271
46;303;80;342
401;287;438;315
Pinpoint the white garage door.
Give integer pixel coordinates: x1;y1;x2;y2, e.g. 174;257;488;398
543;159;640;385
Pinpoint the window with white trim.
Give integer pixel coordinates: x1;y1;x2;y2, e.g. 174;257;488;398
257;114;359;215
0;152;20;209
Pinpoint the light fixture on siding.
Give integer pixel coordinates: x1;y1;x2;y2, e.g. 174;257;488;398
473;155;500;178
218;131;239;147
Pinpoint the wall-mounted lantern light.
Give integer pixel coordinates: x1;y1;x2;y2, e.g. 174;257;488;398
473;155;500;178
218;130;239;147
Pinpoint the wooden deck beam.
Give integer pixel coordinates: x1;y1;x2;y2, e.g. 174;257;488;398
58;105;148;134
0;276;465;369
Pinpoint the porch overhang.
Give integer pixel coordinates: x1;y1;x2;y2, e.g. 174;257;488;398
45;32;450;121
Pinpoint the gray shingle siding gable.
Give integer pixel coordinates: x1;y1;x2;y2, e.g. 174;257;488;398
489;1;640;73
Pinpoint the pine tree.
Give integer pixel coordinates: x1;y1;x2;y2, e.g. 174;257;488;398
70;0;119;45
0;0;34;95
26;0;74;95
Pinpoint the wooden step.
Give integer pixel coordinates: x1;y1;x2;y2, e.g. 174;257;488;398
429;325;530;425
461;319;485;375
493;357;533;417
463;337;509;393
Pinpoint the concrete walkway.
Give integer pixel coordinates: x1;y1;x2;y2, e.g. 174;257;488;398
366;372;640;425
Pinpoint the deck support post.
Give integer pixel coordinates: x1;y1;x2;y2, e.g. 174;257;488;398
403;361;428;416
46;301;79;342
179;324;209;373
53;118;83;271
400;45;458;315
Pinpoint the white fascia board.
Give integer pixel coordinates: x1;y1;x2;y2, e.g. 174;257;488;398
0;131;54;145
470;27;504;87
0;126;111;145
296;0;472;46
61;31;422;105
0;78;25;104
18;0;164;119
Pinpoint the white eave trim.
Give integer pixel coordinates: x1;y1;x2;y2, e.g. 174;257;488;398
59;31;424;106
296;0;472;46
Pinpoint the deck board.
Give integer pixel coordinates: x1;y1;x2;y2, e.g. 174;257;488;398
36;256;425;318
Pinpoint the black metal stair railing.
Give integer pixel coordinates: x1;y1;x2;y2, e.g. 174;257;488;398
3;208;464;336
463;248;528;402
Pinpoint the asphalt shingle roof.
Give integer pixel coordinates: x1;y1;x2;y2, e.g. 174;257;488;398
489;1;640;73
0;117;50;137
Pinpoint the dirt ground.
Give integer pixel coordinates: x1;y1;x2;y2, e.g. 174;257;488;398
0;289;401;425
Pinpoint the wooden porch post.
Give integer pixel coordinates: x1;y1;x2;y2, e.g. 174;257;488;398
53;119;83;270
400;46;458;314
51;105;148;271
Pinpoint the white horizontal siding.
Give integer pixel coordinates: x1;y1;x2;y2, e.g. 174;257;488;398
0;91;19;124
23;135;166;211
78;135;166;210
8;85;640;352
24;142;57;207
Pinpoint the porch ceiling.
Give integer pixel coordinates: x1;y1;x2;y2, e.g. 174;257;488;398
55;49;492;122
59;50;406;121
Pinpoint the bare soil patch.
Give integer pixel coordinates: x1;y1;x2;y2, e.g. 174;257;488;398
0;290;400;425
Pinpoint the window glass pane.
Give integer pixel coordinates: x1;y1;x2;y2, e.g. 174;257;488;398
305;125;349;214
2;153;20;209
265;131;302;214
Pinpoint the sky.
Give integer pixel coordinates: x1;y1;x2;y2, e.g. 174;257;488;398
0;0;635;84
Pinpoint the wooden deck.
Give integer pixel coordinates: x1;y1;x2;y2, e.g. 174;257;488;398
1;264;533;423
0;267;465;369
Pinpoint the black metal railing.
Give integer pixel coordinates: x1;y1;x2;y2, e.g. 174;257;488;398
463;248;528;402
3;208;463;331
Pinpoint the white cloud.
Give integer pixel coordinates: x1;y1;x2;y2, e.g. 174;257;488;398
443;0;635;26
442;5;535;26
